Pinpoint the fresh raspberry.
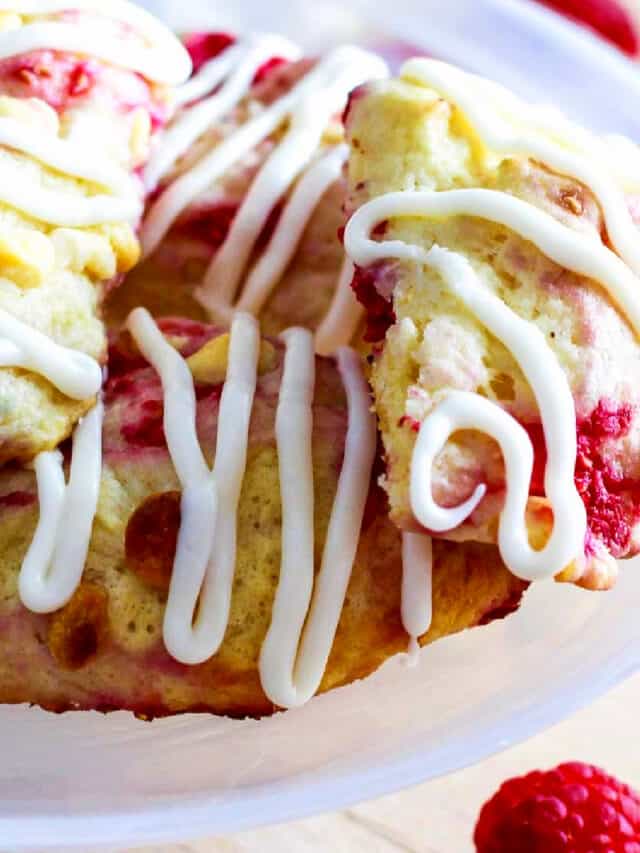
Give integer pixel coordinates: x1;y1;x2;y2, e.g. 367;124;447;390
536;0;639;57
474;762;640;852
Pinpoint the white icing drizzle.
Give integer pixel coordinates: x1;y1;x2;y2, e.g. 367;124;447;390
0;1;189;403
0;117;138;199
145;35;301;191
412;390;585;582
235;143;349;316
259;331;377;708
0;308;102;400
403;58;640;276
142;43;387;353
0;0;191;85
126;307;259;665
345;198;589;582
0;2;192;228
346;189;640;345
315;258;363;358
401;532;432;661
0;158;140;226
143;46;386;256
0;308;102;398
0;115;142;225
18;397;103;612
126;309;375;704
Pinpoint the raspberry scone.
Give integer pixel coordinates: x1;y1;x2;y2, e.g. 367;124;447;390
344;58;640;590
106;32;388;355
2;312;525;716
0;1;190;462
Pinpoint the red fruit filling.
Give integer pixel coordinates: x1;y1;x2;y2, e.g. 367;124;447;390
183;31;289;86
107;319;229;451
0;49;167;128
342;82;369;128
351;262;397;342
253;56;289;85
398;398;639;559
121;397;166;448
524;400;638;556
174;202;238;248
0;51;100;110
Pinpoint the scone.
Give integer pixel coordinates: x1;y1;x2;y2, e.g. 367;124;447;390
106;32;388;355
344;58;640;590
0;1;190;462
2;313;526;716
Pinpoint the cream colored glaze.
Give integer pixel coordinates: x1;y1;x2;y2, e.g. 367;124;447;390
345;195;589;582
126;311;376;705
315;258;363;358
259;330;377;708
0;309;102;399
0;0;191;85
0;0;189;401
236;144;349;317
19;398;104;612
401;532;433;659
126;307;258;665
143;43;387;354
145;34;301;191
403;58;640;276
0;116;138;198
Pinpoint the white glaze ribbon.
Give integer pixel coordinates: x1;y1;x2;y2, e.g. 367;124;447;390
315;258;363;358
0;158;140;225
401;532;433;658
0;117;138;198
142;42;386;353
345;188;640;340
143;45;386;257
411;390;586;581
127;307;260;665
0;0;191;85
403;58;640;276
235;143;349;316
0;308;102;399
145;34;301;190
345;195;588;580
259;330;377;707
19;398;104;612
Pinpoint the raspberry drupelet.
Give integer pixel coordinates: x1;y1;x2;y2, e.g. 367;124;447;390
474;761;640;852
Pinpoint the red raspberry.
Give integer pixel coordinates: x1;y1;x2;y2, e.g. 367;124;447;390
536;0;639;57
474;762;640;852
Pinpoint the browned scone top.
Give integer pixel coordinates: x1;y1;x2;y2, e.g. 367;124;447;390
0;318;526;717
